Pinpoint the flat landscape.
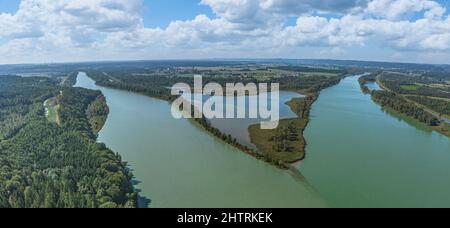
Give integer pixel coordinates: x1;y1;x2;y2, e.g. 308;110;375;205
1;0;450;211
1;60;450;208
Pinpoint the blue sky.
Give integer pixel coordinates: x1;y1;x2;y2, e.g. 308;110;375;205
141;0;215;27
0;0;450;64
2;0;448;26
0;0;20;13
0;0;217;27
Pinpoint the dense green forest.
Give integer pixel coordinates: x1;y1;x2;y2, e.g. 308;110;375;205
371;91;440;126
87;94;109;135
421;71;450;81
270;66;344;74
0;76;56;140
61;72;79;87
360;73;448;123
359;73;450;137
274;75;343;93
85;68;345;102
0;75;136;208
380;73;450;99
85;70;176;101
407;96;450;117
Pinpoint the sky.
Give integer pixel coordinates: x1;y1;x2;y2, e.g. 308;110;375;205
0;0;449;65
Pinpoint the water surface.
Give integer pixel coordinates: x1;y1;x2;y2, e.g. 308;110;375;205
77;72;450;208
75;72;325;208
301;76;450;208
182;92;303;147
365;81;382;91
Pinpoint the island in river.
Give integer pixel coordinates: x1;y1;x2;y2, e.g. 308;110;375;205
2;59;450;208
76;70;450;208
249;93;320;164
83;65;346;168
74;71;327;208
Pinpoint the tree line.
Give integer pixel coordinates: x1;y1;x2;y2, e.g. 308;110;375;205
371;91;440;126
0;75;136;208
408;96;450;117
81;68;345;169
380;73;450;99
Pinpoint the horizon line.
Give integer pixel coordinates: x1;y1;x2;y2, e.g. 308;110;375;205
0;57;449;68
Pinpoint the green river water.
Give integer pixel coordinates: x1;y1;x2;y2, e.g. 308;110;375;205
301;76;450;208
76;72;450;208
75;72;325;208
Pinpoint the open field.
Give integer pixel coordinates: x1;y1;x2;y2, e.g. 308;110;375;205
44;97;60;125
400;84;421;91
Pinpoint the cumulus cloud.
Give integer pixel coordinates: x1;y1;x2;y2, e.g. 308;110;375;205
0;0;143;42
199;0;369;29
261;0;368;14
281;15;450;52
0;0;449;64
366;0;446;20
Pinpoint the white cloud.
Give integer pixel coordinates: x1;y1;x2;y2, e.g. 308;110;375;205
261;0;369;14
0;0;449;64
366;0;446;20
0;0;143;41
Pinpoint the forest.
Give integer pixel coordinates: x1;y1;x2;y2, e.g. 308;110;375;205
249;118;307;165
0;75;136;208
84;67;345;102
371;91;440;126
359;73;449;127
380;73;450;99
270;66;344;75
61;72;79;87
85;70;176;101
407;96;450;117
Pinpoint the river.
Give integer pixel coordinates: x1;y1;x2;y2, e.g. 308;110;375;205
181;91;303;148
76;72;450;208
74;72;326;208
301;75;450;208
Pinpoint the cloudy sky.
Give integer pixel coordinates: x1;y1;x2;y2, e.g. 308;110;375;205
0;0;449;64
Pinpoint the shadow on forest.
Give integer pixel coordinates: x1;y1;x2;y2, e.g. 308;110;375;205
135;187;152;208
128;167;152;208
381;107;435;135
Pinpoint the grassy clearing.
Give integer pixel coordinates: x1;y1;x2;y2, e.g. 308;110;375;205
400;84;421;91
249;118;307;163
44;97;60;125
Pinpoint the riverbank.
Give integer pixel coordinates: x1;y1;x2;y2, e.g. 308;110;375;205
246;75;345;167
300;75;450;207
248;93;319;165
75;72;327;208
186;96;306;169
83;69;345;170
359;74;450;138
